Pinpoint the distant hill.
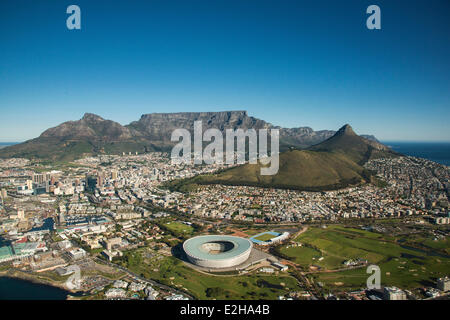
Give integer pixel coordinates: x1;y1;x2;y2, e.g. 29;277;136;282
0;113;159;161
0;111;386;161
172;124;397;191
308;124;396;165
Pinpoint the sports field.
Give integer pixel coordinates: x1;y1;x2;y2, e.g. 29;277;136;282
251;231;280;244
164;222;194;235
255;233;278;241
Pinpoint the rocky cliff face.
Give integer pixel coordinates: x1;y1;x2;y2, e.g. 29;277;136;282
128;111;379;148
127;111;271;141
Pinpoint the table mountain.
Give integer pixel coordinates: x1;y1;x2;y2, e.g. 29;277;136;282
0;111;387;161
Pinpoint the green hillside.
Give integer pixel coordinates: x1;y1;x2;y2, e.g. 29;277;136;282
172;150;373;191
170;124;394;192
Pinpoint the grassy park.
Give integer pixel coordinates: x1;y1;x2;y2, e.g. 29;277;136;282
278;225;450;291
164;222;194;236
118;248;300;300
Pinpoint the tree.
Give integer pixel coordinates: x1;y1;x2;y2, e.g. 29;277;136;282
205;287;226;298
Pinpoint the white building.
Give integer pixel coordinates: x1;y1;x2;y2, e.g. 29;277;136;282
68;248;87;260
113;280;129;289
383;286;407;300
105;288;127;299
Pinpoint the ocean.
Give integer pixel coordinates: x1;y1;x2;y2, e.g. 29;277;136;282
0;277;70;300
383;142;450;167
0;142;18;149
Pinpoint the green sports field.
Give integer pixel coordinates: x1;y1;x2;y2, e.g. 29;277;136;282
254;233;278;242
164;222;194;235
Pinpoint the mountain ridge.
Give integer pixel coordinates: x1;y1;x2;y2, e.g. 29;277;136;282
308;124;392;165
0;111;386;161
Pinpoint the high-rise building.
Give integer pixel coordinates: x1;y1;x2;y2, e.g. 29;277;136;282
32;173;44;184
86;176;97;191
0;189;7;199
97;175;104;187
44;172;52;181
111;170;118;180
26;180;33;190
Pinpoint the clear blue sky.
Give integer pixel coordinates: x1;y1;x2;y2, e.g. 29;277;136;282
0;0;449;142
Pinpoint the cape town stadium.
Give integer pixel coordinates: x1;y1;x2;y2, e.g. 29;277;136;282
183;235;253;268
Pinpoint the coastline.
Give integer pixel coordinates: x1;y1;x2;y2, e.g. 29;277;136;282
383;141;450;167
0;268;86;299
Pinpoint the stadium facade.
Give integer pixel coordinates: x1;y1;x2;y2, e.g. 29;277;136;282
183;235;252;268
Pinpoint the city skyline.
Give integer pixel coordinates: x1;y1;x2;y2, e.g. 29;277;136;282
1;0;449;142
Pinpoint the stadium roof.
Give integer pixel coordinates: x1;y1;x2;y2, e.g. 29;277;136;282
183;235;252;261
